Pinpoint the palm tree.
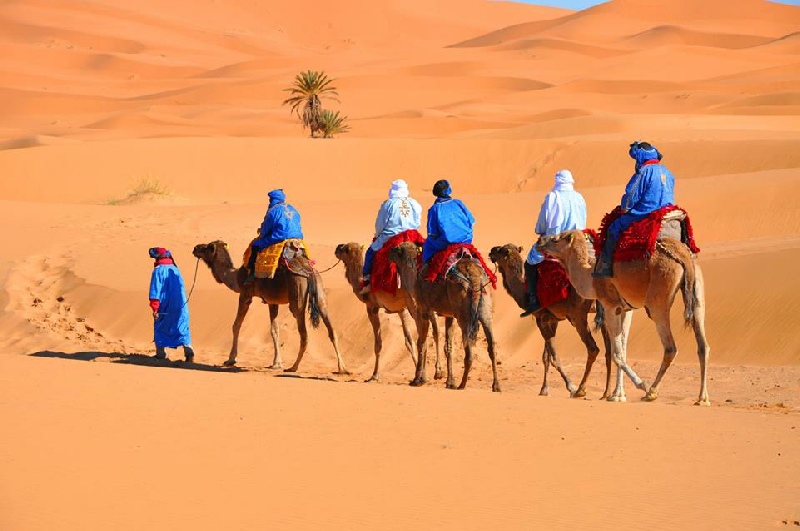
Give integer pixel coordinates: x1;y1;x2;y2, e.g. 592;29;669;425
317;109;350;138
282;70;340;137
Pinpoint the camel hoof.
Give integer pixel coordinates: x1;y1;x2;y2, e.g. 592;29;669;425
446;382;457;390
223;359;236;367
409;378;426;387
643;390;659;402
539;388;549;397
607;395;627;403
365;376;380;383
433;371;445;380
457;383;467;390
492;383;501;393
284;366;299;373
267;364;283;370
571;389;587;399
694;399;711;407
335;369;352;376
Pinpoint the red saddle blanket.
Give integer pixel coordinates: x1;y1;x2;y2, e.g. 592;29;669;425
424;243;497;289
370;229;425;295
595;205;701;263
536;258;570;310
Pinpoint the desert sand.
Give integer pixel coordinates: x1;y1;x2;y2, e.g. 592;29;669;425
0;0;799;529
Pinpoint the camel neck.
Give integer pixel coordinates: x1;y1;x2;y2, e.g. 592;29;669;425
208;256;241;293
499;263;527;309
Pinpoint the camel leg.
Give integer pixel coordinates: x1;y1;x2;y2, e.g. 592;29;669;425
457;320;473;390
285;305;309;373
600;324;614;400
320;308;349;375
692;269;711;406
572;312;601;399
444;317;455;389
225;294;253;367
398;309;418;367
608;309;646;401
539;344;551;397
410;312;430;387
544;325;578;397
644;308;677;402
366;306;383;382
430;315;444;381
480;314;500;393
267;304;283;369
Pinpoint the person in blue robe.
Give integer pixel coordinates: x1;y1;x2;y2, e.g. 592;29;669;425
246;189;304;282
422;179;475;263
594;141;676;278
521;169;587;317
148;247;194;362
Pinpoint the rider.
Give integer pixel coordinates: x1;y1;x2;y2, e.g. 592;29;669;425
148;247;194;362
520;169;587;317
422;179;475;263
593;141;675;278
361;179;422;294
246;189;303;282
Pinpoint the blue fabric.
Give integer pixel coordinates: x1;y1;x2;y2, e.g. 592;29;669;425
527;189;587;265
422;197;475;262
268;189;286;206
620;162;675;217
253;201;303;249
629;143;662;172
363;247;376;278
149;264;191;348
370;197;423;252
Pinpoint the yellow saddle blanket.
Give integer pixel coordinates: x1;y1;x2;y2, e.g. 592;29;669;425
242;239;310;279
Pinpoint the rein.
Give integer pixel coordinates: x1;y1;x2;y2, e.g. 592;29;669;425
184;257;201;306
314;259;341;274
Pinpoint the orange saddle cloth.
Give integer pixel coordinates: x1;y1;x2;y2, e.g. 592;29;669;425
242;239;310;279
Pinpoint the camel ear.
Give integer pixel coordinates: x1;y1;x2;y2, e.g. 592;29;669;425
517;245;523;253
567;233;574;244
223;243;228;249
360;243;366;251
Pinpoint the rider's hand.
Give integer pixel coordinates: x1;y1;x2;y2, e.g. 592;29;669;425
152;311;159;320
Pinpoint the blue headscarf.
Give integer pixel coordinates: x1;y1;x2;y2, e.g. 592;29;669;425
629;142;663;172
268;189;286;208
432;179;452;200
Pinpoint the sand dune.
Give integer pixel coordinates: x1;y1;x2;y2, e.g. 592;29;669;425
0;0;799;529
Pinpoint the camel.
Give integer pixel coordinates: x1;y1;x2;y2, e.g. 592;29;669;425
192;241;349;374
335;242;443;382
488;244;612;398
537;231;710;405
389;242;499;392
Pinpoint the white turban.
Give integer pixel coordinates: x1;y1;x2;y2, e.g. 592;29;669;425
389;179;409;199
553;169;574;191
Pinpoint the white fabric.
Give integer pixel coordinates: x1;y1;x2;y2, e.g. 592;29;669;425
388;179;409;199
526;170;587;264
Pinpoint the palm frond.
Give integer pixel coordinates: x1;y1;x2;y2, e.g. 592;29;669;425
317;109;350;138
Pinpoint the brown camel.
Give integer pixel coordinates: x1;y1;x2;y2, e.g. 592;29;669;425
192;241;349;374
389;242;500;392
335;242;443;382
488;244;612;398
537;231;710;405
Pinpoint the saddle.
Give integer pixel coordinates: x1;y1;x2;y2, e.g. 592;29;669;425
595;205;700;263
370;229;425;295
425;243;497;289
243;238;310;279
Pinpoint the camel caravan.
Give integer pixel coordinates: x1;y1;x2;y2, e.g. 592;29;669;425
168;142;709;405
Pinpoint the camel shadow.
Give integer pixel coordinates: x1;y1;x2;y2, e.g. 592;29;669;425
29;351;247;373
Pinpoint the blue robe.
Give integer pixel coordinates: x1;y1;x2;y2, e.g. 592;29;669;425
149;264;192;348
253;201;303;249
608;162;676;242
423;197;475;262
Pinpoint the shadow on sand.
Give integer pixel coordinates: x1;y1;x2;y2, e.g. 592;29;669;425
29;350;247;373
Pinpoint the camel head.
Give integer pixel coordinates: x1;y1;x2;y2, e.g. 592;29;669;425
489;244;524;276
537;231;581;261
192;240;235;269
388;242;421;291
334;242;364;266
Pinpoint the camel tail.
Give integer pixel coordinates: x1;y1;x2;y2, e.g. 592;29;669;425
678;250;697;328
465;264;483;343
307;271;322;329
593;300;605;333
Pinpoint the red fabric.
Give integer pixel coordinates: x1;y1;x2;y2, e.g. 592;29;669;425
594;204;701;263
536;258;570;310
370;230;426;295
424;243;497;289
154;257;175;267
149;299;160;312
643;159;660;166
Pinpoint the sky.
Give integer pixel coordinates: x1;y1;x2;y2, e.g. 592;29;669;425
509;0;800;9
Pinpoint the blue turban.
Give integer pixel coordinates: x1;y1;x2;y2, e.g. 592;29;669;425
629;141;662;171
268;189;286;207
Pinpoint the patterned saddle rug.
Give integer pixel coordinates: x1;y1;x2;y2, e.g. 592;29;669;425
595;205;701;263
242;238;310;279
369;229;425;295
424;243;497;289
